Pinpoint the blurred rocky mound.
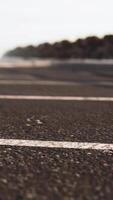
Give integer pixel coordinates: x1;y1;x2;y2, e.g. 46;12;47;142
5;35;113;59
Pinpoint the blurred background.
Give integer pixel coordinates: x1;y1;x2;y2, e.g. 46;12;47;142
0;0;113;90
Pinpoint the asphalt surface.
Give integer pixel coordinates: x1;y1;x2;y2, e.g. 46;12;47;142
0;147;113;200
0;84;113;97
0;61;113;199
0;100;113;144
0;62;113;82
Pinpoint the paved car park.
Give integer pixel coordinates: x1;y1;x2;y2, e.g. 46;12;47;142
0;62;113;199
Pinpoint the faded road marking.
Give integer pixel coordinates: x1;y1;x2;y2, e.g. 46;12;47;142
0;80;77;86
0;80;113;86
0;139;113;151
0;95;113;101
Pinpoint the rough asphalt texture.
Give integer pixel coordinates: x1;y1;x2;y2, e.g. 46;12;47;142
0;100;113;144
0;147;113;200
0;62;113;199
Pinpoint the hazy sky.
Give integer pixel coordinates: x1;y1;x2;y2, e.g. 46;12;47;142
0;0;113;55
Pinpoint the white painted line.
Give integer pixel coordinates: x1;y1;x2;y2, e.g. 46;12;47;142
0;80;78;86
0;139;113;151
0;95;113;101
0;80;113;87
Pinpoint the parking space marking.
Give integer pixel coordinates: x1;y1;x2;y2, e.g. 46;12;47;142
0;80;113;86
0;80;78;86
0;139;113;151
0;95;113;101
